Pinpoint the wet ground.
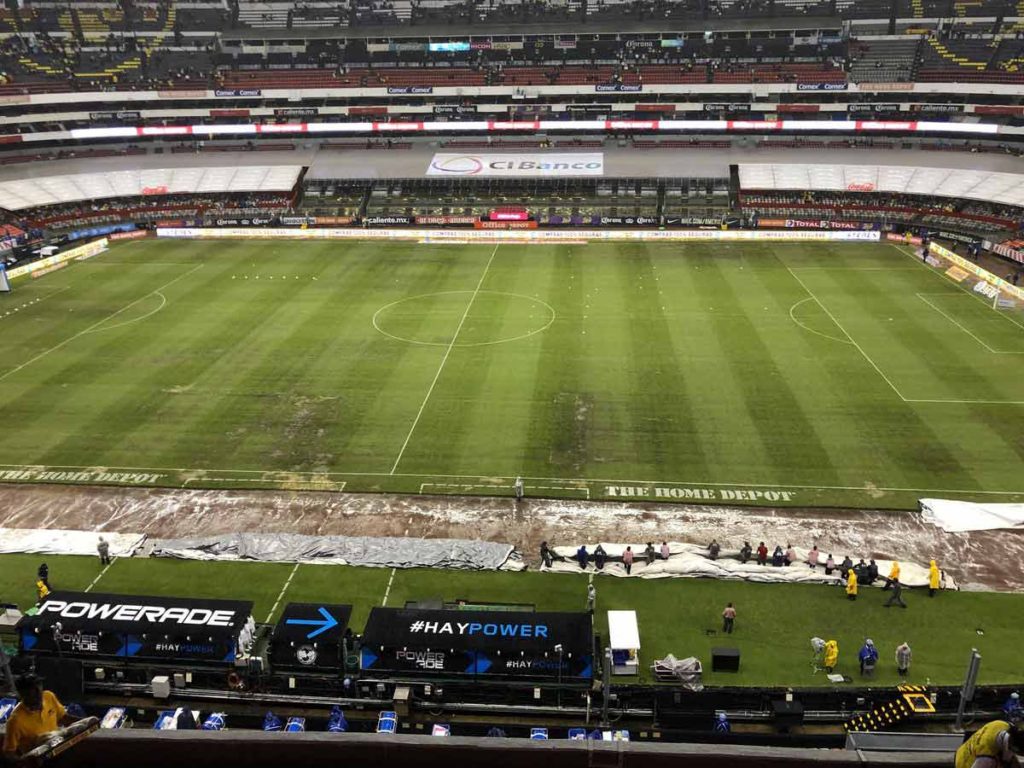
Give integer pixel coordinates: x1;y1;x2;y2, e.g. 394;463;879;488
0;483;1022;591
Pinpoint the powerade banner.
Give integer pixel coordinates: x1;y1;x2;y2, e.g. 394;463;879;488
427;152;604;178
360;608;593;680
18;592;253;663
270;603;351;671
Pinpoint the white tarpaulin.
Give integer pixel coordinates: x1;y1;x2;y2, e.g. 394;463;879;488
0;528;145;557
547;542;952;589
426;152;604;178
150;532;524;571
920;498;1024;533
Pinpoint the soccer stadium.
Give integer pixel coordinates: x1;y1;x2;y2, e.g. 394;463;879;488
2;1;1024;766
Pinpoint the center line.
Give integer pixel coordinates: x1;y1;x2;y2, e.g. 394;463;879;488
389;244;500;474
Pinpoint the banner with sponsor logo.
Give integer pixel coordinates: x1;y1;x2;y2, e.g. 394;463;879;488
7;238;109;280
415;215;478;225
360;607;592;679
474;220;538;229
109;230;148;242
427;152;604;178
89;111;141;121
598;215;659;226
158;227;881;243
930;241;1024;300
215;88;261;97
274;107;318;118
205;216;276;227
595;84;643;93
365;215;413;226
210;108;250;118
758;218;875;231
387;86;433;95
18;591;253;662
269;603;351;671
796;83;848;91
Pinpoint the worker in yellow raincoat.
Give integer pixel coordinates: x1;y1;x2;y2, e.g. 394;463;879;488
884;561;900;590
823;640;838;673
846;569;858;601
955;720;1024;768
929;559;942;597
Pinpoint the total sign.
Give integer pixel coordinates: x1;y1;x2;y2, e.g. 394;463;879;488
427;152;604;178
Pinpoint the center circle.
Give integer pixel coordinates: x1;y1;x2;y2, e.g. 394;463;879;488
372;290;556;347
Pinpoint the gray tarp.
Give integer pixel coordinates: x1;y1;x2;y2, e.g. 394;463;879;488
0;527;145;557
149;532;524;571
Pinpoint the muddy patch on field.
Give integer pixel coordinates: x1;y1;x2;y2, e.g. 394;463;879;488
0;483;1022;592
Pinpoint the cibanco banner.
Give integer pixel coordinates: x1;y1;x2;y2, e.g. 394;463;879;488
426;152;604;178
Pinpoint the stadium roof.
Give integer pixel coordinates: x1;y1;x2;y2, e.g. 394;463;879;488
305;147;1024;182
0;164;303;210
739;163;1024;207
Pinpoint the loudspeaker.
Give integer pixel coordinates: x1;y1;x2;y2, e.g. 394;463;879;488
711;646;740;672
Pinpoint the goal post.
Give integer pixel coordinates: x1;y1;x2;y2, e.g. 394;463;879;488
0;263;10;293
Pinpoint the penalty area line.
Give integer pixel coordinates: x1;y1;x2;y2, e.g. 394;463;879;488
0;263;203;383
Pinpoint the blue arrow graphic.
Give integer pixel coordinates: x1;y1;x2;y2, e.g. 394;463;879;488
285;607;338;639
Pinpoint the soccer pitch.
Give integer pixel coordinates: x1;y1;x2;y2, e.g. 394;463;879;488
1;237;1023;509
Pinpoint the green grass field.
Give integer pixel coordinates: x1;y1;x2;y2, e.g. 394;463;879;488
1;237;1023;508
3;553;1022;688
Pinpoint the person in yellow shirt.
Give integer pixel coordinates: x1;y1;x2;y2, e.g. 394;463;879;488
823;639;839;673
2;674;76;762
846;569;858;601
35;579;49;603
929;559;942;597
955;720;1024;768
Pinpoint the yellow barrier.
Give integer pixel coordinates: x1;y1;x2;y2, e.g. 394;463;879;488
929;241;1024;301
7;238;109;280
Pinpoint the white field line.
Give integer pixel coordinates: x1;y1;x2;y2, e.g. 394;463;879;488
780;259;909;401
389;243;500;474
421;481;590;498
264;562;300;623
0;264;203;383
381;521;411;607
916;293;1002;353
2;462;1024;497
86;291;166;335
890;243;1024;332
788;296;853;345
85;558;116;593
